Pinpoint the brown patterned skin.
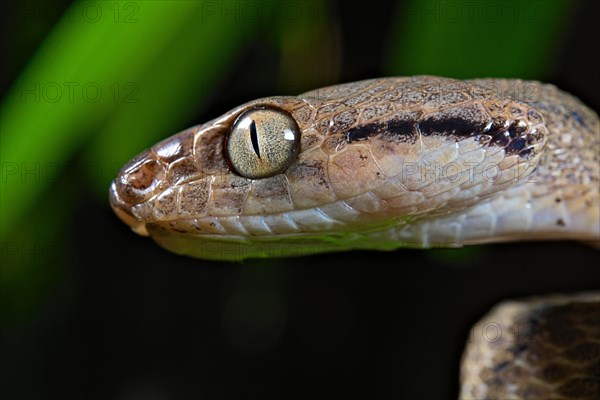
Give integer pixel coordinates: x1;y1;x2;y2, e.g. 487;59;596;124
109;77;600;396
110;76;599;260
460;293;600;400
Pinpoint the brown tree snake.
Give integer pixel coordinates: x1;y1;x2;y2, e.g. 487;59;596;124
110;76;599;398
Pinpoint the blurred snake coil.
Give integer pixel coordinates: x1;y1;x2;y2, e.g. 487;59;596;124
110;76;599;397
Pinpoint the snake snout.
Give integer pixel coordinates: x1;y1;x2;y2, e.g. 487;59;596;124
109;181;149;236
109;150;166;236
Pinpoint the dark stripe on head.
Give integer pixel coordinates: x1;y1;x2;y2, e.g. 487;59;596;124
346;109;539;158
346;118;417;143
418;116;489;137
386;119;415;136
487;121;510;147
506;137;526;152
417;111;537;157
485;119;537;157
346;122;384;142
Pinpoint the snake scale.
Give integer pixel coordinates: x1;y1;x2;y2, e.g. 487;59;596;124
110;76;600;398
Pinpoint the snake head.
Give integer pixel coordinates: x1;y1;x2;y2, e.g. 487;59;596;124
109;96;310;243
109;76;599;261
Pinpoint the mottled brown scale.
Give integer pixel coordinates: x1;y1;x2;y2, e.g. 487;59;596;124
178;179;209;217
243;175;293;215
167;157;199;186
286;150;336;208
299;130;323;151
208;175;250;216
154;188;177;219
460;293;600;400
128;160;157;190
152;130;194;163
193;127;229;175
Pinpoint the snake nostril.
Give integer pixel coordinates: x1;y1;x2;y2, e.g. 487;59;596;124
115;157;162;205
127;160;158;190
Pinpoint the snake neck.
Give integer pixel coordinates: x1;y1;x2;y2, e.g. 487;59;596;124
391;80;600;247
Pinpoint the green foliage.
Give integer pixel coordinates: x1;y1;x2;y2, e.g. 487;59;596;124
387;0;570;78
1;0;264;238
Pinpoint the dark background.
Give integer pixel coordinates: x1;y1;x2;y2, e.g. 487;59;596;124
2;0;599;399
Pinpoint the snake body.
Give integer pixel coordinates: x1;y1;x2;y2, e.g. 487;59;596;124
460;292;599;400
110;76;598;259
110;76;599;398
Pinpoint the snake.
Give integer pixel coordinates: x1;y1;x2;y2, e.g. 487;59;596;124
109;76;600;398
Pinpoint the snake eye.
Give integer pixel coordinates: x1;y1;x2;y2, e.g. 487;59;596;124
226;106;300;179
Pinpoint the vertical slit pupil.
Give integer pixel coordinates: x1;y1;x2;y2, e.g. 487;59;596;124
249;120;261;159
